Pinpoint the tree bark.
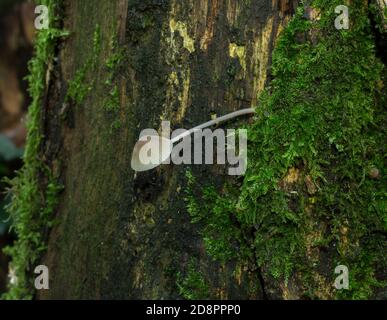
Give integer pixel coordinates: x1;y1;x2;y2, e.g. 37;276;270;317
37;0;298;299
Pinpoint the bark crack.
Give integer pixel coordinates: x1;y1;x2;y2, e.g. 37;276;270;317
258;268;268;300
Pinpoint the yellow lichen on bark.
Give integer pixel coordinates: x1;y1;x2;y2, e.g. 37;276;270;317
229;43;246;74
169;19;195;53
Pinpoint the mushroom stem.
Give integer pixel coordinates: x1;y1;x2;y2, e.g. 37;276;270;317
170;108;255;143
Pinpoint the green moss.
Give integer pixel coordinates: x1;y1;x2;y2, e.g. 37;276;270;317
1;0;67;300
369;1;387;34
66;24;101;105
66;67;90;105
102;34;125;132
186;0;386;299
104;86;120;112
185;170;252;264
105;35;125;72
66;27;123;132
176;259;210;300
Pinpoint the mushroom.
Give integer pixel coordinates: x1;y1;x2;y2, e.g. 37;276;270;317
131;108;255;172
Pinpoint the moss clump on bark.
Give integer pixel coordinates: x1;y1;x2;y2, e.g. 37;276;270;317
185;170;252;264
176;258;210;300
185;0;386;299
2;0;66;300
66;26;124;132
66;24;102;105
103;34;125;132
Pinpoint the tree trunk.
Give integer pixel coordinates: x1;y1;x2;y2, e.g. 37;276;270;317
18;0;384;301
38;0;297;299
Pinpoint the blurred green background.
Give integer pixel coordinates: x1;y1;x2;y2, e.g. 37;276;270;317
0;0;35;294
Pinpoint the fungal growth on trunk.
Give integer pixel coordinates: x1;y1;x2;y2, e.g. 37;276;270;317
131;108;255;172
